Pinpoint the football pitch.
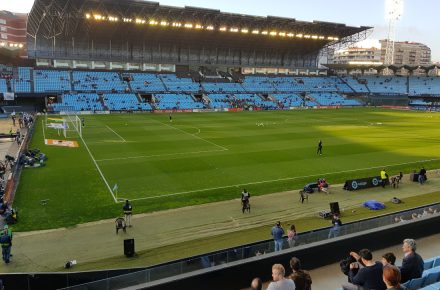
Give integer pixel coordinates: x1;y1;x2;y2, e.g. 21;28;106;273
14;108;440;231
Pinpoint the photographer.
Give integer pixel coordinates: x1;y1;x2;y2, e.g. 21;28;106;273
342;249;386;290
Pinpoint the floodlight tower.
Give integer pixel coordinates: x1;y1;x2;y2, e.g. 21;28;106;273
384;0;404;65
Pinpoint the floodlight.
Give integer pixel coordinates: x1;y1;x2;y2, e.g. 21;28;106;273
334;37;339;41
261;31;268;35
219;27;227;31
318;36;325;39
85;13;91;19
252;30;260;34
230;28;239;32
0;42;4;46
195;24;203;29
311;35;318;39
160;21;169;26
172;22;182;27
287;33;294;37
385;0;404;21
184;23;193;28
296;34;303;38
304;34;311;38
19;44;23;48
149;20;158;25
206;25;214;30
269;31;277;36
241;29;249;34
9;43;13;47
278;32;286;37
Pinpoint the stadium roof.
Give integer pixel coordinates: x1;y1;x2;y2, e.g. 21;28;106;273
27;0;372;66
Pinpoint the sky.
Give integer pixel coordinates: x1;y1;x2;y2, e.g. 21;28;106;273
1;0;439;61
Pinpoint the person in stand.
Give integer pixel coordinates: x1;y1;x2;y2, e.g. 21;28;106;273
381;252;396;266
317;140;323;155
328;214;342;238
250;277;263;290
383;265;407;290
123;200;133;227
289;257;312;290
399;238;424;283
267;264;296;290
271;221;285;252
380;169;389;188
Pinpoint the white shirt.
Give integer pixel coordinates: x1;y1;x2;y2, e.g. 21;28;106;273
266;278;296;290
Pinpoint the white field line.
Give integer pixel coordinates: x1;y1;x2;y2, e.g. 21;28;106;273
106;125;126;142
41;120;46;141
95;148;227;162
78;131;118;203
126;157;440;201
151;119;228;151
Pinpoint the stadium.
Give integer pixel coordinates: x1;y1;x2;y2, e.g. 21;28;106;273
0;0;440;289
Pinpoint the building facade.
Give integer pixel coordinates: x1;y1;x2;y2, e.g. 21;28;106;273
330;40;431;66
0;11;28;56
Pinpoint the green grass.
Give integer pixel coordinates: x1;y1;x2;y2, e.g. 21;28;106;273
13;108;440;231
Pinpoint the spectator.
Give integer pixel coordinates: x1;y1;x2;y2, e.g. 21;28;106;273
123;200;133;227
287;225;297;248
271;221;285;252
250;277;263;290
381;252;396;266
383;265;407;290
418;167;426;184
0;225;12;264
342;249;386;290
380;169;389;188
399;239;423;283
267;264;296;290
328;214;342;238
289;257;312;290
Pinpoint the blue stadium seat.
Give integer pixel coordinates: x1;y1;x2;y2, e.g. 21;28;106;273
425;257;438;270
407;277;426;290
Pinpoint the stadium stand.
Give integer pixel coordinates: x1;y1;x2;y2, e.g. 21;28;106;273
309;92;362;106
0;79;7;93
360;76;408;94
272;93;305;108
129;73;166;93
72;71;128;92
409;77;440;96
34;70;71;93
154;93;204;110
103;93;152;111
159;74;200;93
49;93;103;112
207;94;234;109
201;82;246;93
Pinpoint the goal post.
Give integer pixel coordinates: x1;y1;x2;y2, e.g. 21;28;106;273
65;114;82;138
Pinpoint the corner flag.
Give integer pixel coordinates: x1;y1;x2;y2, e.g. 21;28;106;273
112;184;118;192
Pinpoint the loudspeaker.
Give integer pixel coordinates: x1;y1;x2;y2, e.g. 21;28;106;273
124;239;135;257
330;202;340;215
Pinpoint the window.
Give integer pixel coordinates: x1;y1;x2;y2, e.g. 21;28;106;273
0;19;5;25
1;33;7;39
0;26;6;32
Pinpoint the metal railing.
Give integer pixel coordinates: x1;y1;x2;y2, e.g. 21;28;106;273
58;203;440;290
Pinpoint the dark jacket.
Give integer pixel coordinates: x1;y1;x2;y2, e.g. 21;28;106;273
348;262;386;290
290;270;312;290
400;252;424;283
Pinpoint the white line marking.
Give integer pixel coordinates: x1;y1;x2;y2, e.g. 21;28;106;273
106;125;126;142
79;130;118;203
95;149;227;162
151;119;228;151
128;157;440;201
41;119;46;141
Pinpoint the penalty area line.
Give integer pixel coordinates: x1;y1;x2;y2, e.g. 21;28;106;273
95;149;227;162
128;157;440;202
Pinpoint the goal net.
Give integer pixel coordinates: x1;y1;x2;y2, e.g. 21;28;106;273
44;114;82;140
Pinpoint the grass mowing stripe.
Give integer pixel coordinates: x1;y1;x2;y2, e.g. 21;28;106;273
151;118;229;151
126;157;440;201
105;125;126;142
95;148;227;162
